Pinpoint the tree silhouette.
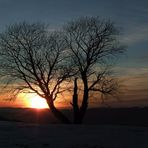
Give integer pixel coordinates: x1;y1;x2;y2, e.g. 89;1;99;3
0;17;125;124
64;16;125;123
0;22;71;123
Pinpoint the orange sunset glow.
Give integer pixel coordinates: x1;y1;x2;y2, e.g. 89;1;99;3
15;93;48;109
28;96;49;109
0;91;71;109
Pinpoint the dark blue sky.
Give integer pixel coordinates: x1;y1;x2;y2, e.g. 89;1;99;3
0;0;147;67
0;0;148;107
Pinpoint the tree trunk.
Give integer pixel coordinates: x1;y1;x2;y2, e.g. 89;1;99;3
78;90;88;124
79;75;89;124
72;75;89;124
72;78;80;124
46;98;71;124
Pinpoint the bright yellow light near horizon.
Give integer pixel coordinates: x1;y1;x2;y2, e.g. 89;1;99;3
29;95;49;109
19;92;49;109
18;90;71;109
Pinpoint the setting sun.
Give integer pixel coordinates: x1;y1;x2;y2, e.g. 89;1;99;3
17;92;68;109
29;95;49;109
17;91;49;109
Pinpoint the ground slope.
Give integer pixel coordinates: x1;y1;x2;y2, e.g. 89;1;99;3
0;121;148;148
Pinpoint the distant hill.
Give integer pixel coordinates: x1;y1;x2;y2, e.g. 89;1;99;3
0;113;21;122
0;108;59;124
84;107;148;126
1;107;148;126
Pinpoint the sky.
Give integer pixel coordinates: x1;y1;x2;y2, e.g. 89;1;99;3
0;0;148;108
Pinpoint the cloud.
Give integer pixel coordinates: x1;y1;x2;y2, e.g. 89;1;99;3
114;66;148;77
120;24;148;45
99;66;148;107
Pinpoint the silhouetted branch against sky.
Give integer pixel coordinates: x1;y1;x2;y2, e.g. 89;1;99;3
0;0;147;109
64;16;125;93
62;16;126;123
0;16;126;123
0;22;70;100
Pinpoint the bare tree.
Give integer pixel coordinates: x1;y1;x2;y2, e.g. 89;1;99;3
64;16;125;123
0;22;71;123
0;17;125;124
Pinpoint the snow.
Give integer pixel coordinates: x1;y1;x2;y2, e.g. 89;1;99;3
0;121;148;148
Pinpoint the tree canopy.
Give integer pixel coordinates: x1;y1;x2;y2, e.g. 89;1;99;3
0;17;125;124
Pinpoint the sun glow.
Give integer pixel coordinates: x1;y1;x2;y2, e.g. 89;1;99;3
20;93;49;109
18;90;70;109
29;96;49;109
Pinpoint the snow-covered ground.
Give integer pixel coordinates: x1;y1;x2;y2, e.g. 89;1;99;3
0;121;148;148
